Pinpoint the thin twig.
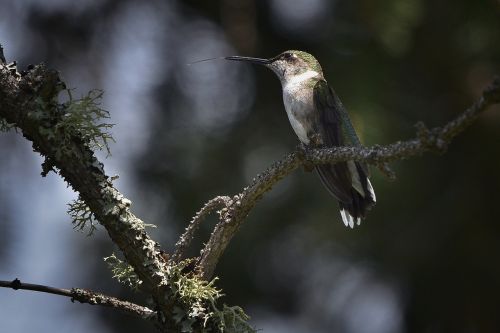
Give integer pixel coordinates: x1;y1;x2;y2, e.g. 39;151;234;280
0;278;156;320
195;76;500;280
172;196;231;262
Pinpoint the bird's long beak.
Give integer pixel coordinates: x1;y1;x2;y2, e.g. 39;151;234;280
225;56;272;65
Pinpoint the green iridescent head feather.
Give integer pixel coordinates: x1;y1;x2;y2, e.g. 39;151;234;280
286;50;323;73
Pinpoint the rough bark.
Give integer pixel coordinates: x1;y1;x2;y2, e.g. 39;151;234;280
1;44;499;330
0;49;172;326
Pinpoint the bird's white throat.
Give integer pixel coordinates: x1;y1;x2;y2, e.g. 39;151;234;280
283;70;320;88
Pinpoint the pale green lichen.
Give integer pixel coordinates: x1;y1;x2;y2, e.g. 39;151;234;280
103;257;255;332
99;186;158;232
104;253;143;290
0;118;14;132
35;89;114;161
167;260;256;333
59;89;114;156
67;196;98;236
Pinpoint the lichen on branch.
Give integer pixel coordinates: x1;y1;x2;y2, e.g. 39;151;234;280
61;89;114;155
103;255;256;332
68;195;98;235
0;50;171;322
166;260;255;333
35;88;114;162
104;253;143;290
2;42;499;332
0;118;14;131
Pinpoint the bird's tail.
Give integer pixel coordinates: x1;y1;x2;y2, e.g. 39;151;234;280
316;161;376;228
339;162;376;227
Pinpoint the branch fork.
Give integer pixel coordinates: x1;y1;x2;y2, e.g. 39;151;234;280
176;76;500;280
1;41;499;330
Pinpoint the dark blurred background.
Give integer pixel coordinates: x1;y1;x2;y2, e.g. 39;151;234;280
1;0;500;332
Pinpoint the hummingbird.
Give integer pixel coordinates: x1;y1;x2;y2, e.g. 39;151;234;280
225;50;376;228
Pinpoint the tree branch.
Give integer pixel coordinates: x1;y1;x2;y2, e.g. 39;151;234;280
172;196;231;262
0;50;170;317
0;46;256;331
195;76;500;280
2;40;499;331
0;278;156;320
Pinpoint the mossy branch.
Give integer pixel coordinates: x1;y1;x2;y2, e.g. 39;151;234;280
0;48;172;323
2;43;499;332
166;260;255;333
0;49;255;332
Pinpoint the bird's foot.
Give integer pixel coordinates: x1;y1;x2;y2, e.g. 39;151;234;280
309;133;323;146
296;143;315;172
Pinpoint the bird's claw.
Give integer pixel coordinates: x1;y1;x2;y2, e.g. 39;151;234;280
295;143;315;172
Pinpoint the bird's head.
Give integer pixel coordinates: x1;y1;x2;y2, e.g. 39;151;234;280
226;50;323;85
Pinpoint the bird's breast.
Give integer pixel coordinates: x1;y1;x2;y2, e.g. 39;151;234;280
282;85;317;144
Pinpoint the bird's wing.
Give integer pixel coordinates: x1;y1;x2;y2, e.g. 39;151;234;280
313;79;353;203
315;80;370;176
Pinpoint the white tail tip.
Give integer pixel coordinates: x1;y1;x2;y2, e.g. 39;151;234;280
340;209;360;228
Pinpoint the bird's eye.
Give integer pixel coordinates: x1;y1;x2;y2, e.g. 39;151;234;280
283;52;293;60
